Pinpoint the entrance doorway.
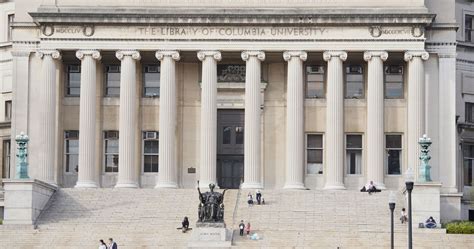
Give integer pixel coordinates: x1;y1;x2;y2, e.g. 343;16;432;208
217;110;244;189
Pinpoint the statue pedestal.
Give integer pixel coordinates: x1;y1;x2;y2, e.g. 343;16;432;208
411;182;442;228
188;222;232;249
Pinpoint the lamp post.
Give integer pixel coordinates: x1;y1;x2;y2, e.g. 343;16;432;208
388;191;396;249
405;167;415;249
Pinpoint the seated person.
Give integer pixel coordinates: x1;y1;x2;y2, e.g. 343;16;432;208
425;216;437;229
361;181;380;194
182;216;189;232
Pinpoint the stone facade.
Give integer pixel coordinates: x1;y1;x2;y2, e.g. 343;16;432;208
0;0;468;221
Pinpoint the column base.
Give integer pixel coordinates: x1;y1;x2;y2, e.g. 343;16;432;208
241;182;263;189
155;182;178;189
115;182;139;188
283;182;306;190
323;183;346;190
75;181;99;188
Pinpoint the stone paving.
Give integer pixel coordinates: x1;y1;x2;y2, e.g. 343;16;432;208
0;188;473;248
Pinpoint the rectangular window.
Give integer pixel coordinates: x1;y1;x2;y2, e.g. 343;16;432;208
466;15;473;42
2;140;10;179
307;134;323;174
66;65;81;97
345;65;364;99
5;100;12;121
306;65;325;98
464;144;474;186
466;103;474;123
64;131;79;173
143;65;160;97
346;134;362;175
104;131;119;173
7;14;14;42
143;131;159;173
105;65;121;97
386;134;402;175
384;65;404;99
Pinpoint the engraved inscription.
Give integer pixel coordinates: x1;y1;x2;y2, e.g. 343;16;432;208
136;27;329;37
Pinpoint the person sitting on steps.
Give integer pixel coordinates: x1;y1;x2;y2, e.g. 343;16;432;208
181;216;190;233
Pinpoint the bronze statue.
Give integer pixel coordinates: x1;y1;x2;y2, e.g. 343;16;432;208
197;181;227;222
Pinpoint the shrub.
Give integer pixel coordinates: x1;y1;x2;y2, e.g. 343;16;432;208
445;221;474;234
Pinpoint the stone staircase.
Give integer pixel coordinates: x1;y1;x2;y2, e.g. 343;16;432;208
0;188;238;249
0;188;473;248
231;190;474;248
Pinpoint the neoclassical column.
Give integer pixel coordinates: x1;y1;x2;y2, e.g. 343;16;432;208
115;50;141;188
75;50;101;188
155;50;180;188
438;52;457;192
283;51;307;189
404;51;429;180
36;49;61;185
197;51;222;188
323;51;347;190
364;51;388;189
241;51;265;189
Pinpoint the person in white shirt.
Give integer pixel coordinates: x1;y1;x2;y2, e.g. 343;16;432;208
365;180;377;195
400;208;408;224
98;239;107;249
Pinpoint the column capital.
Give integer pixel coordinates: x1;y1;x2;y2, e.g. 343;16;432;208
283;51;307;61
323;51;347;62
363;51;388;62
404;51;429;61
197;50;222;61
115;50;141;61
156;50;181;61
241;51;265;61
76;50;102;60
36;49;61;60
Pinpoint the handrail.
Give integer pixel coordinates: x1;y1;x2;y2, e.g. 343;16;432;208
231;181;243;230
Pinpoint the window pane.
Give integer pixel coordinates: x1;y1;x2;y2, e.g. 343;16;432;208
106;87;120;96
347;135;362;148
66;140;79;154
106;139;119;153
387;150;401;175
307;82;324;98
386;135;402;148
307;135;322;148
307;163;323;174
144;73;160;87
385;82;403;98
235;126;244;144
144;155;159;173
464;159;473;186
223;126;231;144
105;155;119;172
467;103;474;123
144;140;159;154
346;150;362;174
346;82;364;99
66;154;78;173
307;149;323;163
107;73;121;86
465;144;474;158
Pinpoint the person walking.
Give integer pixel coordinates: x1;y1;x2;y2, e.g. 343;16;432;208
98;240;107;249
400;208;408;224
239;220;245;236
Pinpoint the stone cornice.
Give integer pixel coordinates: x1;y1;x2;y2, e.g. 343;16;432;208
29;8;435;26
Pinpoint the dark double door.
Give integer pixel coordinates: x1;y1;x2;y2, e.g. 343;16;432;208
217;110;244;189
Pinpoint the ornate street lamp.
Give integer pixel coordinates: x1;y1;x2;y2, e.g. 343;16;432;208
405;167;415;249
388;191;396;249
15;132;30;179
